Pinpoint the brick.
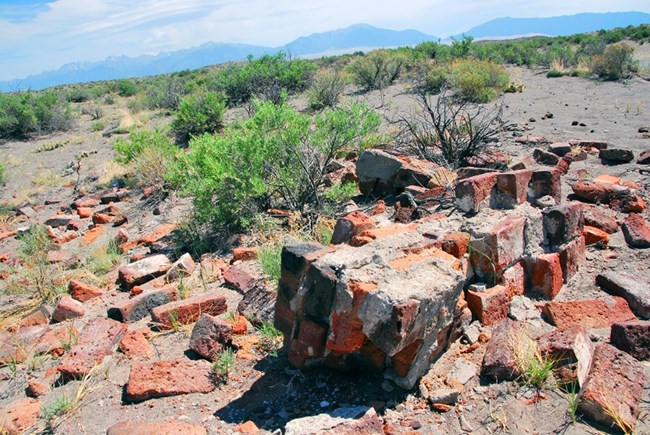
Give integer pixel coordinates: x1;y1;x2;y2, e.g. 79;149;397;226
542;202;583;248
118;254;172;289
610;320;650;361
326;281;376;354
638;149;650;164
570;140;608;150
232;247;258;262
76;207;92;218
622;213;650;249
118;329;155;360
501;261;525;297
548;142;572;156
582;226;609;245
57;318;127;380
107;421;207;435
288;317;328;367
164;253;196;283
596;272;650;319
455;172;497;213
125;359;215;401
441;231;470;258
470;216;526;279
13;305;51;330
578;343;644;431
92;213;113;224
223;265;257;293
150;292;227;330
466;285;511;326
331;211;375;245
301;261;338;321
68;280;104;302
73;196;100;208
533;148;559;165
538;327;593;386
108;285;178;323
528;169;561;205
45;214;76;228
542;297;636;329
0;397;41;435
492;170;532;209
52;295;85;322
392;339;423;377
280;243;330;296
530;253;563;299
1;324;78;364
137;224;176;245
481;318;522;381
570;180;617;204
81;225;103;245
189;314;232;360
558;236;585;283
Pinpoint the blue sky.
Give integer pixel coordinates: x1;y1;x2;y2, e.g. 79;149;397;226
1;0;649;81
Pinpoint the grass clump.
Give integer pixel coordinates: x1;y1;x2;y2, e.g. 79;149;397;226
87;241;121;276
41;365;100;428
258;243;282;282
256;321;282;354
324;182;358;204
511;330;555;389
91;121;105;132
211;348;235;381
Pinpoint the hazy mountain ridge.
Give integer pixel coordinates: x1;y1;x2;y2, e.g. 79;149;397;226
2;12;649;92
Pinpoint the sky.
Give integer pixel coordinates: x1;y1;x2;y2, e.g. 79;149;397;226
1;0;649;81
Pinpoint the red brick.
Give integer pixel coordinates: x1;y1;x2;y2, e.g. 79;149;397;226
542;297;636;329
137;223;176;245
582;225;609;245
466;285;511;326
76;207;92;218
578;343;644;431
288;318;328;368
52;295;85;322
392;339;423;377
118;329;155;360
118;254;172;289
331;211;375;245
164;253;196;283
542;202;584;248
92;212;113;224
529;169;561;204
558;235;585;282
530;253;563;299
150;292;227;330
325;281;376;354
470;216;526;279
501;261;525;297
68;280;104;302
235;421;260;434
232;247;258;262
493;170;532;209
622;213;650;249
481;318;522;381
455;172;498;213
611;320;650;361
441;232;470;258
125;359;215;401
107;421;207;435
189;314;232;360
223;265;257;293
538;327;593;386
81;225;103;245
0;397;41;435
107;285;178;323
570;180;614;203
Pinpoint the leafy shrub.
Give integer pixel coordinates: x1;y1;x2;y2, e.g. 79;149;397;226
66;88;91;103
591;42;638;81
173;99;379;230
410;61;449;95
144;77;188;110
324;182;358;204
0;92;73;140
91;121;105;132
211;53;315;106
348;50;407;91
307;70;346;110
171;91;226;142
116;79;138;97
449;59;510;103
546;70;564;78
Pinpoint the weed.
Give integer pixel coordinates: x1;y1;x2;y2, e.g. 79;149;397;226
225;311;238;322
168;311;181;332
41;365;100;427
59;324;79;352
602;396;635;435
87;241;120;275
34;141;67;153
178;278;190;300
211;348;235;380
565;382;579;424
324;182;358;204
256;321;282;354
91;121;105;132
258;243;282;282
511;330;555;389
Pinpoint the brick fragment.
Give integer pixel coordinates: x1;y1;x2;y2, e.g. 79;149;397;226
150;292;227;330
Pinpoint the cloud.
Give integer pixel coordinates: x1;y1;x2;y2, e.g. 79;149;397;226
1;0;649;81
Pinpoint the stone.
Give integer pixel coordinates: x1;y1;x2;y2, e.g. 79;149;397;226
235;421;260;433
533;148;559;165
638;149;650;164
44;214;76;228
578;343;644;432
469;216;526;279
68;280;104;302
528;169;561;205
125;359;215;401
622;213;650;249
52;295;85;322
466;285;511;326
164;253;196;283
57;318;127;380
106;421;207;435
223;265;258;293
189;314;232;360
530;253;563;299
542;202;583;248
455;172;497;214
427;388;461;405
599;148;634;163
596;272;650;319
570;140;608;150
582;226;609;245
0;397;41;435
447;357;477;385
118;329;155;360
107;285;178;323
232;247;258;262
331;211;375;245
481;318;522;381
150;292;227;330
492;170;532;209
548;143;572;157
610;320;650;361
13;305;52;330
542;297;636;329
118;254;172;289
538;327;593;386
356;150;435;197
284;406;383;435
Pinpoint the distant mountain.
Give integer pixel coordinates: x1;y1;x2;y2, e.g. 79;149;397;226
458;11;650;39
0;24;436;92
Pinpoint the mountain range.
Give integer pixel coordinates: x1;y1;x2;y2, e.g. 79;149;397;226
2;11;648;92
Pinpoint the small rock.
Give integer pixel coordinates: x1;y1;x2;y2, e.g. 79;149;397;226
637;149;650;164
599;148;634;163
189;314;232;360
610;320;650;361
52;295;85;322
596;272;649;319
622;213;650;249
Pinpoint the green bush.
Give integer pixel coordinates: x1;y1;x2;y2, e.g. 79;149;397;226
0;159;7;186
144;77;188;110
173;99;379;230
449;59;510;103
66;88;91;103
410;61;449;95
546;70;564;78
91;121;105;132
116;79;139;97
591;42;638;81
348;50;407;91
307;70;347;110
0;92;73;140
171;91;226;142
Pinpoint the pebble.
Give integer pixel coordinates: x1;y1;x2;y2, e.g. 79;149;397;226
319;400;330;408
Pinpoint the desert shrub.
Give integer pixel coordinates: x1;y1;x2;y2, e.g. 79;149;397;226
324;182;358;204
171;90;226;142
212;52;315;106
307;70;347;110
449;59;510;103
591;42;638;81
126;93;148;114
0;159;7;186
81;105;103;120
348;49;407;91
409;61;450;95
116;79;139;97
0;92;73;140
173;99;379;230
546;70;564;78
144;77;188;110
91;121;105;132
66;88;91;103
394;89;507;169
